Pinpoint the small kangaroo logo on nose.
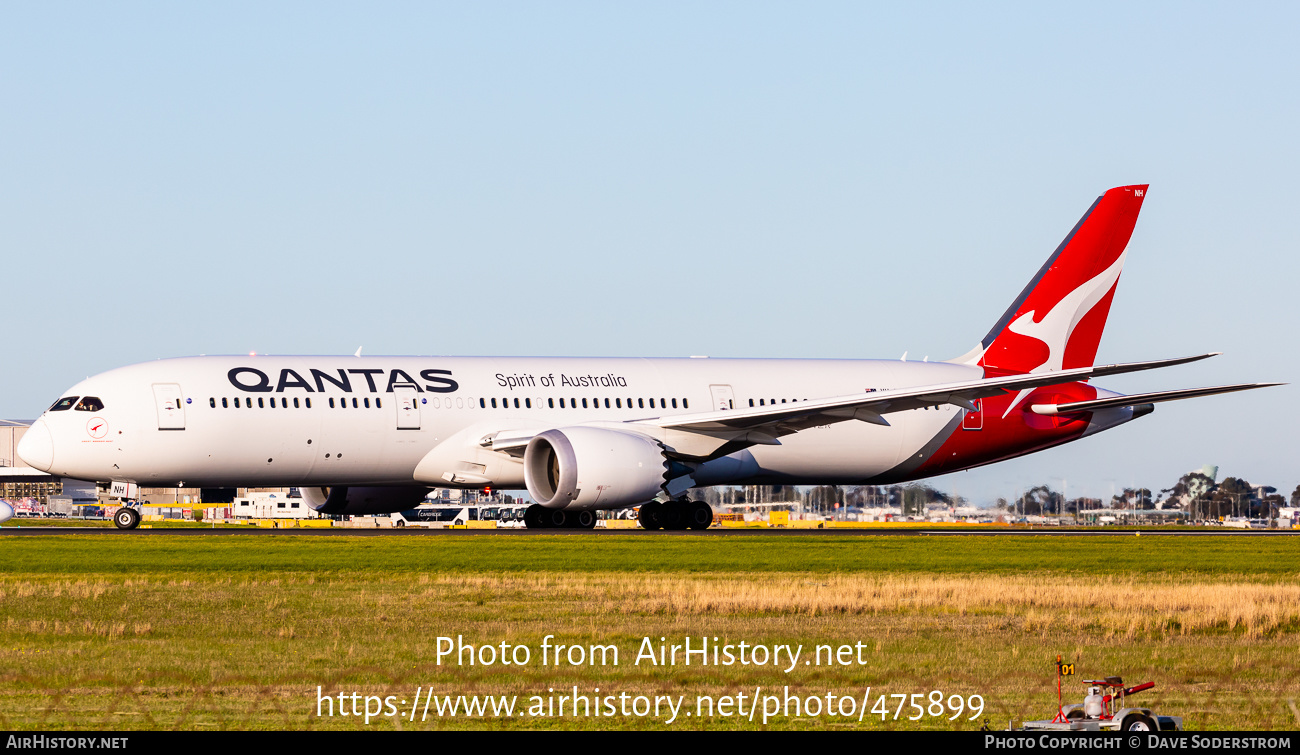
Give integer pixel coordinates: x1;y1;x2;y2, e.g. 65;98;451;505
87;417;109;439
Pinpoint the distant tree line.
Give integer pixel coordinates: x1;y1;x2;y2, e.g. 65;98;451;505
690;474;1297;521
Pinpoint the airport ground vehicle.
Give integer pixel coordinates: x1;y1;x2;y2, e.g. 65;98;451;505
1019;674;1183;732
393;503;530;527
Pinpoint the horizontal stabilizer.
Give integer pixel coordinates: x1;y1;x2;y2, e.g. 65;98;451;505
1030;383;1284;415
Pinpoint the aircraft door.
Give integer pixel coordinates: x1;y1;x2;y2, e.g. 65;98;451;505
961;399;983;430
152;384;186;430
395;386;421;430
709;384;735;411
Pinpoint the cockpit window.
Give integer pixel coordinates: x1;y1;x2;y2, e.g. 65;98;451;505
49;397;79;412
75;397;105;412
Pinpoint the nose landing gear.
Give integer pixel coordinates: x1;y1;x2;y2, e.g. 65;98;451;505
113;506;141;530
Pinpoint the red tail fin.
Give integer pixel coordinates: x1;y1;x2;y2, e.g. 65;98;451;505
977;185;1148;375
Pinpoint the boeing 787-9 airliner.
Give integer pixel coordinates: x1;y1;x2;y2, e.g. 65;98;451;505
17;185;1280;529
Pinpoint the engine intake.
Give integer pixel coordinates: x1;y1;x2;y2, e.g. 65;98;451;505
524;427;668;510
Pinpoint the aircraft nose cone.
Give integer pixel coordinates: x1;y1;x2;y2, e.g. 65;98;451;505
16;418;54;471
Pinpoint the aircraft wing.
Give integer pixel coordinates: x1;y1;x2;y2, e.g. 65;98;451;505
1029;382;1284;415
643;353;1223;438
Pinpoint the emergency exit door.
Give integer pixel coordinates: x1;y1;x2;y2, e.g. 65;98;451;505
709;384;735;411
153;384;186;430
395;386;421;430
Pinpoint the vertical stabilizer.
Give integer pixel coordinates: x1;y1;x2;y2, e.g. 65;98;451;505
975;185;1148;376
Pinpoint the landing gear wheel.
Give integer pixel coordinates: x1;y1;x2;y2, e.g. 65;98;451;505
524;504;548;529
662;501;688;530
546;509;570;528
638;502;664;530
686;501;714;530
394;519;405;528
574;510;597;529
114;507;141;530
1121;714;1156;732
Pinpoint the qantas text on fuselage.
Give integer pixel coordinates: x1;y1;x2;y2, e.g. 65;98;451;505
16;185;1280;529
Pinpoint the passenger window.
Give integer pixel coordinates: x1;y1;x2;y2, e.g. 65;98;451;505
222;398;228;408
514;398;520;409
671;398;677;409
616;398;622;408
549;398;555;408
604;398;610;408
364;398;371;409
638;398;644;408
491;398;498;408
49;397;79;412
376;398;381;409
582;398;588;408
74;397;104;412
571;398;577;408
683;398;688;409
293;398;300;408
329;398;335;408
353;398;359;408
749;399;754;407
209;398;216;408
525;398;531;408
258;398;265;408
660;399;666;409
781;399;787;404
305;398;311;408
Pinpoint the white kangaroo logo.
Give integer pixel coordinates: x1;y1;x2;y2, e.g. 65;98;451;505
1001;250;1127;417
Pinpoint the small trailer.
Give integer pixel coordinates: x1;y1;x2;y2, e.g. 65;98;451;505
1016;658;1182;732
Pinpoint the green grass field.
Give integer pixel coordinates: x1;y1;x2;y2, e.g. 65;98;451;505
0;533;1297;730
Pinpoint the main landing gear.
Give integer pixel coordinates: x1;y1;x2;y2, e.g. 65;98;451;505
113;506;141;530
520;501;714;531
523;504;597;530
637;500;713;531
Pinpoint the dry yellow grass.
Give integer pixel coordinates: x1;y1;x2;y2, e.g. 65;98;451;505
400;572;1300;639
2;571;1298;730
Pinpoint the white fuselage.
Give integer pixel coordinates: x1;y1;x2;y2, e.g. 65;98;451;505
24;355;982;494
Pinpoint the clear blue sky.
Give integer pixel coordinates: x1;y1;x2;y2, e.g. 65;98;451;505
3;2;1295;504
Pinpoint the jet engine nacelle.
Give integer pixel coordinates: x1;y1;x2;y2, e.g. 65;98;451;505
0;501;13;524
300;486;430;516
524;427;668;510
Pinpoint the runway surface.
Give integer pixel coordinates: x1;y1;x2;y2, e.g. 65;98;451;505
1;526;1296;537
